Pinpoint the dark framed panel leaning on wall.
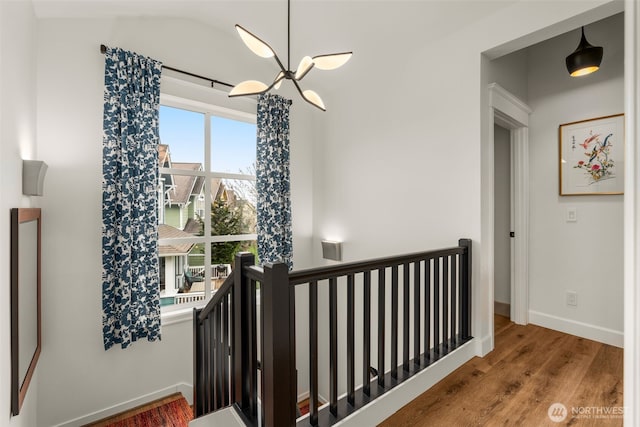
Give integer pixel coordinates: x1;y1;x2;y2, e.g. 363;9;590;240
11;208;42;416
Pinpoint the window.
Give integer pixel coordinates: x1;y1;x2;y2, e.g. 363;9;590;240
157;94;257;311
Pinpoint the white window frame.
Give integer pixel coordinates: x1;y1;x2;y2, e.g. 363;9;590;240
158;77;257;320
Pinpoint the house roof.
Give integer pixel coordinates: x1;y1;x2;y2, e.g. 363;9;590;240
168;162;203;205
210;178;237;203
183;218;202;235
159;144;170;167
158;224;194;256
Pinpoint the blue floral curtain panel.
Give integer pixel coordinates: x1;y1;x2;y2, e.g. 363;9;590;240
256;94;293;269
102;47;162;350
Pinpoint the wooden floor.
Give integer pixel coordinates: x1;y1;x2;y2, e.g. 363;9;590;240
379;315;623;426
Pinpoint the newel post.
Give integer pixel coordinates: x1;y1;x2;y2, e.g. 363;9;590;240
261;262;296;427
459;238;472;339
233;252;257;415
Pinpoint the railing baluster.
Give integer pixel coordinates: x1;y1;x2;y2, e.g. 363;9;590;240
391;266;399;379
211;315;216;411
460;239;472;339
413;261;421;366
309;281;319;426
212;306;218;410
434;258;440;353
458;253;463;343
203;316;208;414
330;277;338;416
363;271;371;395
230;287;236;406
217;304;225;409
222;293;229;406
347;274;355;406
378;269;386;387
249;279;258;420
450;255;457;346
402;263;409;372
193;309;201;417
205;316;212;413
443;256;449;350
424;259;431;360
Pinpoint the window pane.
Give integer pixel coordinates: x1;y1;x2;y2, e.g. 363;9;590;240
159;100;257;310
160;105;204;165
158;240;202;304
158;166;206;308
211;240;256;265
161;243;208;307
159;172;206;231
209;178;257;236
211;115;256;174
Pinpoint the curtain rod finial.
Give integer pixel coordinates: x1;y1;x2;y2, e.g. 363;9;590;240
100;44;107;54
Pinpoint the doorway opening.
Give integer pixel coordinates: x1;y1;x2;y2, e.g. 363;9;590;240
493;123;511;322
488;83;532;335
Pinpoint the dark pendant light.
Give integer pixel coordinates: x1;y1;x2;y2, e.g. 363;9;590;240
565;26;603;77
229;0;352;111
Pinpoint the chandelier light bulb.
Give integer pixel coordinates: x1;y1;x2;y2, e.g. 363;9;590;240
229;80;269;96
236;25;275;58
230;0;352;110
302;89;325;111
274;72;285;90
295;56;315;80
312;52;352;70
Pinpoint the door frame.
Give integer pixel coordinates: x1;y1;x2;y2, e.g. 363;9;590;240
487;83;532;329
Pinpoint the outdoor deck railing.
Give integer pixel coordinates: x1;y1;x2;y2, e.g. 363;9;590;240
174;292;206;305
193;239;473;426
186;265;206;277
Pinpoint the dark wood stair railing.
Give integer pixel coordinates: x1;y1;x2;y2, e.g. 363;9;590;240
193;239;473;427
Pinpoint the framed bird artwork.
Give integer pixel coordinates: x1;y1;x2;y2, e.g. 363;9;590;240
559;113;625;195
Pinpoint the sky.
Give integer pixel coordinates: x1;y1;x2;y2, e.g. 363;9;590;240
159;105;256;174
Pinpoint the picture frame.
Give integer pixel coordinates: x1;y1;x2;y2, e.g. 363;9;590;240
11;208;42;416
559;113;625;196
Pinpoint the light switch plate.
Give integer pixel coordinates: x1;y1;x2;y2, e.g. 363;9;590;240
567;207;577;222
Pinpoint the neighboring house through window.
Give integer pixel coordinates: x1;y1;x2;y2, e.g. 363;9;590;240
157;86;257;311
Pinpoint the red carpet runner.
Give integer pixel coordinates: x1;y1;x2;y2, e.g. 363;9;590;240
85;393;193;427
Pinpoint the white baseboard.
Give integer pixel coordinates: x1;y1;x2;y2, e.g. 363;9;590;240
334;339;476;427
476;333;493;357
54;383;193;427
529;310;623;348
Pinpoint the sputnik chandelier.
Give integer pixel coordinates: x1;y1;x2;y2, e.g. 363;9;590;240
228;0;352;111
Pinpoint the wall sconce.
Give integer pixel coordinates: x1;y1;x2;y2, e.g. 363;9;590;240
22;160;48;196
321;240;342;261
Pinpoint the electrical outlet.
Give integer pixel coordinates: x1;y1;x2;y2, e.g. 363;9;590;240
567;207;577;222
567;291;578;306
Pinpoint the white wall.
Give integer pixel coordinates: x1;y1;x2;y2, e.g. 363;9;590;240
486;49;529;104
308;0;621;410
314;0;619;356
494;124;511;306
35;16;315;425
0;1;39;426
527;13;624;343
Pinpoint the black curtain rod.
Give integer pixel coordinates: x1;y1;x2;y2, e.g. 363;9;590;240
99;44;233;89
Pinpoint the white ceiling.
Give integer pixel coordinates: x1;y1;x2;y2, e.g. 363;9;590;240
31;0;515;62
